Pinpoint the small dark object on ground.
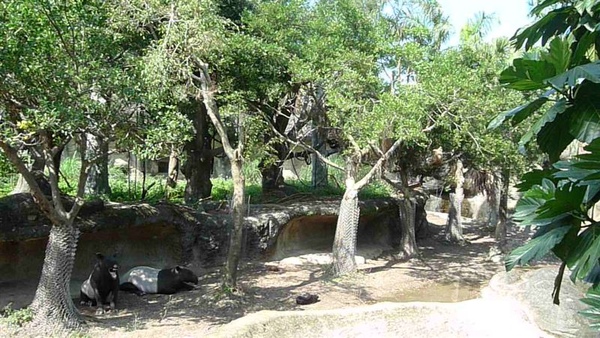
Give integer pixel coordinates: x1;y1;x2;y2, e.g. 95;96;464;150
296;293;319;305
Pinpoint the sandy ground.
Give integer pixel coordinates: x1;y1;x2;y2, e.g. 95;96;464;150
1;212;544;337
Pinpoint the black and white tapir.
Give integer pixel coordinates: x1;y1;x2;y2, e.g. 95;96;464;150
119;266;199;295
80;253;119;314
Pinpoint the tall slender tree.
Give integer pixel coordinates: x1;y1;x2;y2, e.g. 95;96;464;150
0;0;139;333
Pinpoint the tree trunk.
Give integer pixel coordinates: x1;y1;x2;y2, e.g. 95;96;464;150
28;223;82;334
52;145;64;185
166;146;179;189
181;101;213;204
1;135;91;335
223;156;246;289
486;172;500;228
260;159;284;191
445;159;465;243
330;139;402;276
311;125;328;188
11;147;45;194
85;134;111;195
495;168;510;250
196;62;246;290
398;197;418;259
396;166;419;259
332;186;360;276
260;111;287;191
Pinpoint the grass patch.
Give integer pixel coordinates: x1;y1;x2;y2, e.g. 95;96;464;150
0;174;17;196
0;155;392;203
0;304;33;327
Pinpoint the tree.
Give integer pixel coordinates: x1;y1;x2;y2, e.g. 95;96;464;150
488;0;600;321
196;63;247;289
0;0;138;333
124;0;277;289
240;0;331;191
403;14;527;244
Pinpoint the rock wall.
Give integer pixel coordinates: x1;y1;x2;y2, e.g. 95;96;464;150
266;210;397;260
0;224;182;282
0;195;409;282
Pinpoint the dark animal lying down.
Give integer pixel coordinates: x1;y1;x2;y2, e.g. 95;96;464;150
120;266;199;295
80;253;119;314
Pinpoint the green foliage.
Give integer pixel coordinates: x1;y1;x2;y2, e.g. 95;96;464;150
56;157;81;196
582;287;600;329
0;0;140;144
490;0;600;327
0;153;16;176
211;178;261;201
0;304;33;327
107;168;185;204
0;173;17;197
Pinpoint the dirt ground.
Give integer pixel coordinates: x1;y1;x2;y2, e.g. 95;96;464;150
3;212;544;337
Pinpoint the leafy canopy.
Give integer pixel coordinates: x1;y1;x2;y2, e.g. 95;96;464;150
489;0;600;315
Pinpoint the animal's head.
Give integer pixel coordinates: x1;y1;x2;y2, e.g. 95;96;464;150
173;266;198;285
96;253;119;280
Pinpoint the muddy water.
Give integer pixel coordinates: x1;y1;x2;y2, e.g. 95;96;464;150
379;281;482;303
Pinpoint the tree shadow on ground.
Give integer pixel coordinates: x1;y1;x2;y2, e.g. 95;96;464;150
83;265;337;334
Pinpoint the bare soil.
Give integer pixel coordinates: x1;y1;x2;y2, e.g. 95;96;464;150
3;212;544;337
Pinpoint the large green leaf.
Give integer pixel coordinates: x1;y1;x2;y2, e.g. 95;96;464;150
568;225;600;281
537;182;586;219
530;0;566;16
583;182;600;204
536;103;575;162
572;30;597;65
552;224;581;260
513;179;557;226
512;8;572;49
581;287;600;324
505;226;571;271
547;61;600;88
517;98;568;157
554;160;598;181
500;58;556;90
543;37;572;74
487;95;549;129
515;169;558;191
570;103;600;143
575;0;599;15
567;81;600;143
554;139;600;203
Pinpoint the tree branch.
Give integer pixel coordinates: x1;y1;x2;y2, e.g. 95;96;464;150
269;123;345;172
0;140;63;224
38;2;78;69
39;131;67;218
354;138;403;190
194;61;236;160
68;134;90;219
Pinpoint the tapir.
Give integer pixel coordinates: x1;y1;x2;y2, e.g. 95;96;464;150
119;266;199;295
80;253;119;314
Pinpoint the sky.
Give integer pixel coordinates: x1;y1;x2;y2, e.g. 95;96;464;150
437;0;533;46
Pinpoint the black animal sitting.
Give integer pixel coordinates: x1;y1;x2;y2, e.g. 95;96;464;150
80;253;119;314
120;266;198;295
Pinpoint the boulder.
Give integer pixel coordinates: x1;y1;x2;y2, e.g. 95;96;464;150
482;266;596;338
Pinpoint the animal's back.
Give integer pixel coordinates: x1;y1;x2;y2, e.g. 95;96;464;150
121;266;160;294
